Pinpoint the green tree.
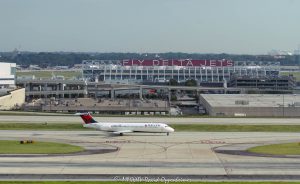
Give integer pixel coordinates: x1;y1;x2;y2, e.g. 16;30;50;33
169;78;178;86
185;79;197;86
170;94;177;101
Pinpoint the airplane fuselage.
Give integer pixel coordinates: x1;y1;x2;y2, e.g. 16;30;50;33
83;122;174;134
76;112;174;135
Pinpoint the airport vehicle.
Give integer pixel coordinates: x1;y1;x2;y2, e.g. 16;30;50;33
76;112;175;136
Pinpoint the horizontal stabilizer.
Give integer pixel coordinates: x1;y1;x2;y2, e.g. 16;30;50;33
74;112;90;116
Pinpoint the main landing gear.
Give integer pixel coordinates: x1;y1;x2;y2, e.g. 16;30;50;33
120;133;124;136
167;132;169;136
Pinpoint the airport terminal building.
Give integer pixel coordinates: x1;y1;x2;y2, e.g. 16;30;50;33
82;59;280;84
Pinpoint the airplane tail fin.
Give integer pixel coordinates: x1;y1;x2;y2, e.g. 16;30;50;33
75;112;98;124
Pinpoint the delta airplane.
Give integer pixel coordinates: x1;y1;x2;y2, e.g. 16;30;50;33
76;112;175;136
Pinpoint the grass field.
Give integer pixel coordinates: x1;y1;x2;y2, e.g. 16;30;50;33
0;140;84;154
16;70;82;79
171;124;300;132
0;182;300;184
248;142;300;155
0;111;70;116
1;123;300;132
3;110;300;118
0;122;85;130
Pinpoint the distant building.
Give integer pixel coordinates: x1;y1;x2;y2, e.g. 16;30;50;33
200;94;300;117
229;75;296;91
29;65;41;70
0;62;16;88
73;64;84;69
54;66;69;70
294;49;300;66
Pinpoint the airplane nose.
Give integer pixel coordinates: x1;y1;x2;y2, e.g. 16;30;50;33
167;127;175;132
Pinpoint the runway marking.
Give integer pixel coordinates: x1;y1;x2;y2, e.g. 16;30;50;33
101;140;227;145
105;140;131;143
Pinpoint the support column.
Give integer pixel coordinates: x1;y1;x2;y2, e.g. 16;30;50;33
104;65;106;81
109;67;112;80
56;83;60;99
200;68;202;82
44;83;48;99
139;87;143;100
168;88;171;103
196;89;200;103
110;88;115;100
146;68;149;80
84;82;88;98
130;68;132;79
121;68;123;80
222;67;225;81
223;79;227;94
217;67;219;82
152;68;155;82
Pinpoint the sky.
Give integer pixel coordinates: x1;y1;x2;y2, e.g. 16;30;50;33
0;0;299;54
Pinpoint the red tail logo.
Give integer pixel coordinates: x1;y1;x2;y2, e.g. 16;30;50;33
79;113;97;124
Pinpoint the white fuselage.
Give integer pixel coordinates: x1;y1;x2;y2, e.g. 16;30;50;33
83;122;174;134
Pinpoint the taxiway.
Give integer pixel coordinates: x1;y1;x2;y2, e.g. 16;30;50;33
1;115;300;125
0;130;300;180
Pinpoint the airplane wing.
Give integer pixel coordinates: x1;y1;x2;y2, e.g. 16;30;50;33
112;130;133;134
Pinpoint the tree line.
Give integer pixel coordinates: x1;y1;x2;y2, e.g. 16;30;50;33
0;52;298;67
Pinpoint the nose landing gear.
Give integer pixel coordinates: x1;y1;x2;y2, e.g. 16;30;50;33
167;132;169;136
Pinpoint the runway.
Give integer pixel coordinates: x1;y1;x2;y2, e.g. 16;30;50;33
1;115;300;125
0;130;300;180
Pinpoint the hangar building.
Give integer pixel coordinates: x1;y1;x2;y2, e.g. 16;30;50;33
200;94;300;117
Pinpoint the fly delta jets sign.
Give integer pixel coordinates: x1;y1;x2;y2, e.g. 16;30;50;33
122;59;234;67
